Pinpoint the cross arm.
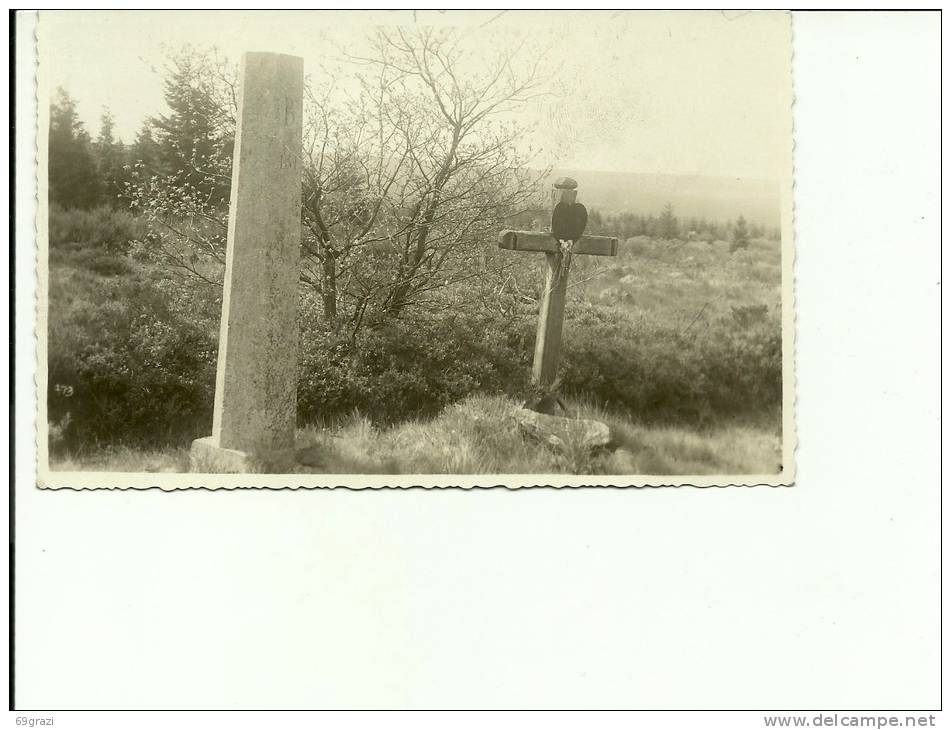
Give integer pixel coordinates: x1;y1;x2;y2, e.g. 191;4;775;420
498;230;618;257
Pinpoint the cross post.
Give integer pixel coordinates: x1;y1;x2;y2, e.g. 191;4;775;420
499;178;619;389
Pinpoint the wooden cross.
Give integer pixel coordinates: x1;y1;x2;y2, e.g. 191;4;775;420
499;177;619;388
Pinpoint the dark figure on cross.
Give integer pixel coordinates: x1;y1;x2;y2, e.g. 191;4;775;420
551;190;588;245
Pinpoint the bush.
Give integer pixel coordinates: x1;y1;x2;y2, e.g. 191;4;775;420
47;261;218;454
298;303;533;426
48;204;145;253
298;298;782;431
49;269;781;454
559;303;781;425
59;246;134;277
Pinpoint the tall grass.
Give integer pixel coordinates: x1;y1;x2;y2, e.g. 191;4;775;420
292;393;782;476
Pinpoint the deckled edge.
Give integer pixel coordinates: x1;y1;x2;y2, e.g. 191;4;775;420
36;472;793;490
784;10;799;484
35;12;51;489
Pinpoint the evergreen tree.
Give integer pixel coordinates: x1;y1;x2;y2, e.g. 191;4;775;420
95;108;129;206
644;214;657;238
730;215;750;253
131;120;161;171
657;203;679;241
48;88;101;209
150;50;233;203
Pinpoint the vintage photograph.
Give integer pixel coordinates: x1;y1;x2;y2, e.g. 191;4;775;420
36;10;794;487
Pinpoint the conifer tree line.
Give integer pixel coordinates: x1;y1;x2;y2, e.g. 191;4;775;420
48;50;233;210
584;205;776;244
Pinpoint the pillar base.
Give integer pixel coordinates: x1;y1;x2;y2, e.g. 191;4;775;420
190;436;252;473
190;436;299;474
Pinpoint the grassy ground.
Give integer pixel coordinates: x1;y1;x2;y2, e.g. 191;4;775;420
51;394;782;475
570;235;781;326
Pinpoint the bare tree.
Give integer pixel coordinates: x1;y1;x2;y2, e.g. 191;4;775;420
128;32;550;332
310;27;550;330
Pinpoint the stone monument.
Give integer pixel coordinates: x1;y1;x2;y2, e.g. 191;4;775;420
191;52;304;472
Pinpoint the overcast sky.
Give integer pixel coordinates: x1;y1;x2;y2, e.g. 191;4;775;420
40;10;792;181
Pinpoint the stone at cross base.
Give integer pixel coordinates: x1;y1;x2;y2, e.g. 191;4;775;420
499;177;620;455
190;52;304;473
513;407;612;453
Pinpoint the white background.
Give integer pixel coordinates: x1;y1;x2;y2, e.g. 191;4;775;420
10;9;943;716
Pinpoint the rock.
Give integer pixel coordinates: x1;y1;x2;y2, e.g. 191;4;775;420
513;407;612;452
620;274;637;284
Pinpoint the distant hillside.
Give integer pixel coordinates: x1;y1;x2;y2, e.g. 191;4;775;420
543;169;781;228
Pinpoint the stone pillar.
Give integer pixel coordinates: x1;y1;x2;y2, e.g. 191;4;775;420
191;52;304;472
